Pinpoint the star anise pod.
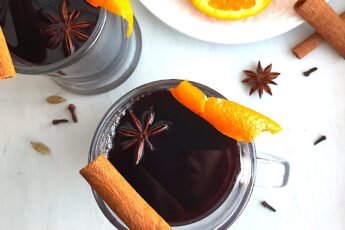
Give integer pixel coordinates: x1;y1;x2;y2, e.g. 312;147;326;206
242;61;280;98
117;107;171;165
40;0;96;57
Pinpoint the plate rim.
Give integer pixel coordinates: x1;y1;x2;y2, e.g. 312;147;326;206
139;0;306;44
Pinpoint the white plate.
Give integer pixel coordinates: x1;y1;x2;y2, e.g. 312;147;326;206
140;0;310;44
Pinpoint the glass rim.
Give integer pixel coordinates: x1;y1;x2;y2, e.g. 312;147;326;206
88;79;256;229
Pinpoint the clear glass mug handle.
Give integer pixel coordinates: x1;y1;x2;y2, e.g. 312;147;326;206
255;152;290;187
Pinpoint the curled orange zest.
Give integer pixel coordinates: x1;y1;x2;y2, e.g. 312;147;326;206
86;0;133;37
170;80;282;142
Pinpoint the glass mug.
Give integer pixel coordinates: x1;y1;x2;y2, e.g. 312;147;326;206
88;79;289;229
9;9;142;95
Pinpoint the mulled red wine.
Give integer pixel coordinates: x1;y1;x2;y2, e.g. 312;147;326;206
2;0;99;65
108;90;241;225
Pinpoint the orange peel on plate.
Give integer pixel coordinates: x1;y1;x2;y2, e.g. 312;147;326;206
86;0;133;37
170;80;282;142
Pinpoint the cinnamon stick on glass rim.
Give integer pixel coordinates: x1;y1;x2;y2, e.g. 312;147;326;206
0;27;16;79
294;0;345;58
292;12;345;59
80;154;172;230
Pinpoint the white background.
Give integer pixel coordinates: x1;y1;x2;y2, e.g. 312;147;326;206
0;0;344;229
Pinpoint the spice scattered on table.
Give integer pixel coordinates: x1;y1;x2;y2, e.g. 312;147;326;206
292;12;345;59
261;201;276;212
46;95;66;104
303;67;318;77
52;119;69;125
314;135;326;145
242;61;280;98
30;141;51;154
67;104;78;123
294;0;345;58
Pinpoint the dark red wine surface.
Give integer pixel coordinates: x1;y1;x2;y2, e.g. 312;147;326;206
3;0;99;65
108;90;241;225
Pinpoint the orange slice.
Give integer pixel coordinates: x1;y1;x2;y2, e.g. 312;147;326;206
189;0;272;20
86;0;133;37
170;80;282;142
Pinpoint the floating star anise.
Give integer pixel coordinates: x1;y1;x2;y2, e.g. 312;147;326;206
242;61;280;98
117;108;171;165
40;0;96;57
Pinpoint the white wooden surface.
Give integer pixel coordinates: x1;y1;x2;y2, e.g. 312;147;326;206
1;0;344;229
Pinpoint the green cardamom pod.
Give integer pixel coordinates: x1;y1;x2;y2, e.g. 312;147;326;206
30;141;51;154
46;95;66;104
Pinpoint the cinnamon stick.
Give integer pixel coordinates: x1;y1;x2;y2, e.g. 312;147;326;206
0;27;15;79
294;0;345;58
292;12;345;59
80;154;172;230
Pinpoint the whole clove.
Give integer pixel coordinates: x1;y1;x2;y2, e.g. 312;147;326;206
67;104;78;123
314;135;326;145
52;119;69;125
261;201;276;212
303;67;318;77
